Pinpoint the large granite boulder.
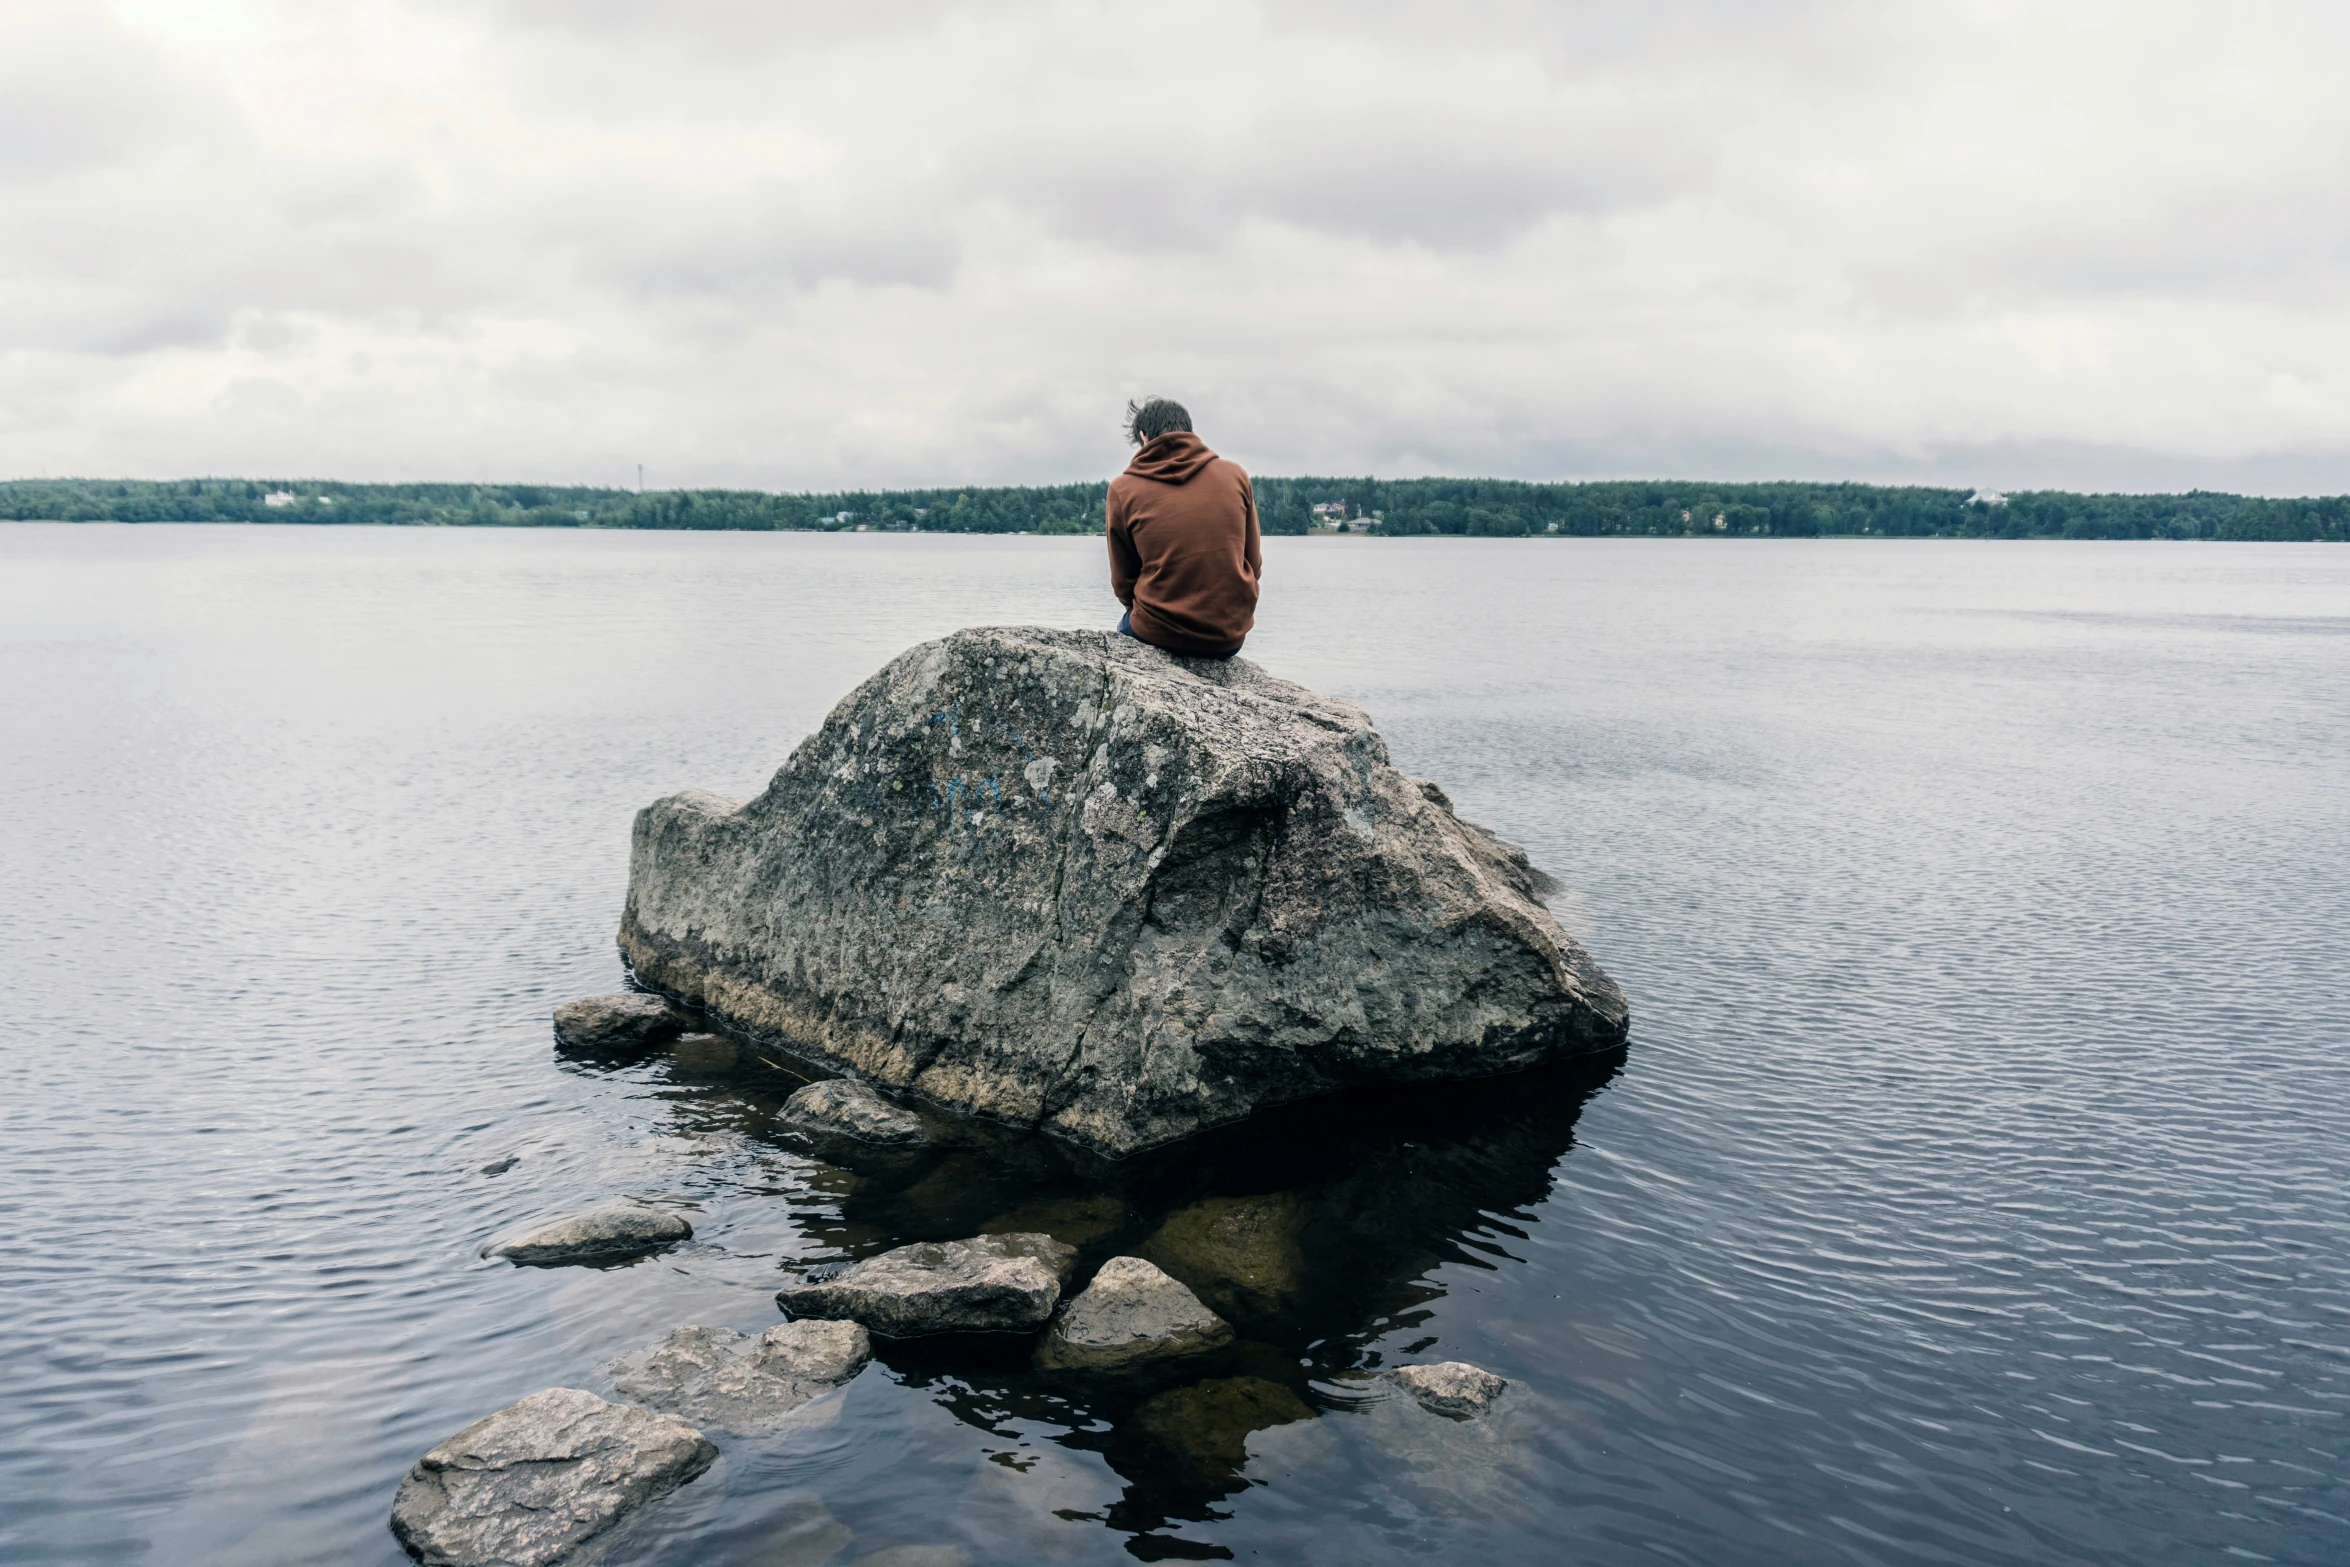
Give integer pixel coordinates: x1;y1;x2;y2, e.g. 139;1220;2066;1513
620;626;1627;1157
776;1233;1075;1336
388;1387;715;1567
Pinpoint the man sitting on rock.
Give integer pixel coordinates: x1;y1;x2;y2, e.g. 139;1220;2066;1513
1108;398;1262;660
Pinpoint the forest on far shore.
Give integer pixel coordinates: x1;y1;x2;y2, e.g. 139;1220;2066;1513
4;475;2345;541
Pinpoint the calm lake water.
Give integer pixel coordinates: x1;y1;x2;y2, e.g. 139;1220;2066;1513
3;524;2346;1566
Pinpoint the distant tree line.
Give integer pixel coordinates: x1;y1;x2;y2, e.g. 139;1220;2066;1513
4;475;2344;542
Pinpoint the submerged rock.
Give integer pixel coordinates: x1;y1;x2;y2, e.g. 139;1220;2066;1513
1345;1362;1538;1523
608;1321;870;1434
1136;1193;1306;1325
482;1204;691;1265
619;627;1628;1157
668;1032;739;1073
782;1078;926;1144
1384;1361;1510;1418
388;1387;715;1567
1035;1256;1233;1372
552;992;684;1054
1129;1375;1315;1481
980;1194;1130;1251
776;1233;1075;1337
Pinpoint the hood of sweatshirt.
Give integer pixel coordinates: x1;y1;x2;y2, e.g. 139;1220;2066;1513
1123;431;1218;485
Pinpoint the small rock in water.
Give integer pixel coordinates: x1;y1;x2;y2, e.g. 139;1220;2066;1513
552;993;684;1055
1384;1361;1509;1418
1035;1256;1233;1372
776;1233;1075;1337
482;1204;691;1265
749;1318;873;1381
782;1078;925;1144
608;1320;871;1435
388;1386;715;1567
478;1155;518;1176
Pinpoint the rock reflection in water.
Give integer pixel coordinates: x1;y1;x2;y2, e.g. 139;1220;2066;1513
599;1033;1621;1551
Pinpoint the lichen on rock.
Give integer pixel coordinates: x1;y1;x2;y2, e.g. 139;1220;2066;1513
620;627;1627;1157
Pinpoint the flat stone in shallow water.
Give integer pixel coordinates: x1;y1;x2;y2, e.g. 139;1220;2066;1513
776;1233;1075;1337
1385;1360;1509;1418
388;1387;715;1567
782;1078;925;1144
551;993;683;1054
1035;1256;1233;1372
619;627;1629;1156
481;1204;691;1265
607;1321;871;1434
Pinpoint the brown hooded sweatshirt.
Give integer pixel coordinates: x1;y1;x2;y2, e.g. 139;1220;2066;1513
1106;432;1262;656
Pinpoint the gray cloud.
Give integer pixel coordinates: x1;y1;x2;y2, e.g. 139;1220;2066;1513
1;0;2346;491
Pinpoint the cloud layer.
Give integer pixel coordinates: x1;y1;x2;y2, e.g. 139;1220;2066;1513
4;0;2347;491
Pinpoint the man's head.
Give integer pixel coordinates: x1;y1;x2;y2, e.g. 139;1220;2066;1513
1124;397;1193;447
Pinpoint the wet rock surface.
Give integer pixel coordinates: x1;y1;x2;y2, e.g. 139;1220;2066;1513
783;1078;926;1144
1385;1360;1509;1417
777;1233;1076;1337
481;1204;691;1265
551;992;683;1055
608;1321;871;1434
620;626;1627;1156
1035;1256;1233;1372
388;1387;716;1567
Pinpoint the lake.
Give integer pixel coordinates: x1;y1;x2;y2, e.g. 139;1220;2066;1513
2;524;2345;1566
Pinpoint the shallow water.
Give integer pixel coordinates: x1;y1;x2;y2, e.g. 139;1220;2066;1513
2;524;2346;1566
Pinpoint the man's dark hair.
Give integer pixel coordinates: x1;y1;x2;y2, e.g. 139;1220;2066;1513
1124;397;1193;447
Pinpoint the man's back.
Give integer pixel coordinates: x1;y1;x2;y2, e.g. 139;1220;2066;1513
1107;430;1262;657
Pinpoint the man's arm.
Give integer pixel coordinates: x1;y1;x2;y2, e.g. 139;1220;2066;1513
1242;476;1263;581
1107;486;1140;607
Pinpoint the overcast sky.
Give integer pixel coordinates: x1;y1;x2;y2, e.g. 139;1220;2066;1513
5;0;2348;492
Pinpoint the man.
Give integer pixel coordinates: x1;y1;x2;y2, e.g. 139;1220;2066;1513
1107;398;1261;659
